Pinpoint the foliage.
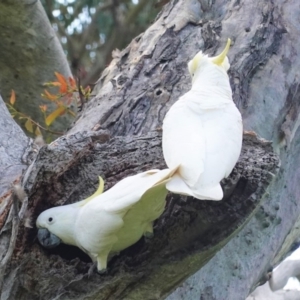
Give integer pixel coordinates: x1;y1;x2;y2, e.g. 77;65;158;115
3;0;168;140
5;73;90;138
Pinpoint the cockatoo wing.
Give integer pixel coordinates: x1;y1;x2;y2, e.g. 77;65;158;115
102;168;175;213
166;173;223;200
75;169;176;270
123;178;169;227
162;94;205;187
197;105;242;187
111;180;169;252
184;92;242;192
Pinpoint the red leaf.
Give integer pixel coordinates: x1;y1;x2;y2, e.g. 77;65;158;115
42;90;57;101
68;77;77;89
55;72;68;94
10;90;16;105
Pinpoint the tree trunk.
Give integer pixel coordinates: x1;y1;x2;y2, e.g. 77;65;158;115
0;0;73;136
0;0;299;299
0;96;278;300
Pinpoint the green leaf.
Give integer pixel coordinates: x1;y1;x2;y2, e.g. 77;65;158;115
25;119;33;133
45;106;66;126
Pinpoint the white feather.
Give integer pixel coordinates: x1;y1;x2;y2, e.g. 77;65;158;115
162;49;243;200
36;168;177;271
163;96;205;187
73;168;175;270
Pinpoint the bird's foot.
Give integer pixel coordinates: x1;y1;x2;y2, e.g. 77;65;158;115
144;231;154;239
96;268;107;275
87;262;108;277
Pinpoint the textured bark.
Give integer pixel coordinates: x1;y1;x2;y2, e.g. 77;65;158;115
0;0;73;134
0;96;33;295
0;97;29;193
164;0;300;299
0;123;278;300
0;0;299;299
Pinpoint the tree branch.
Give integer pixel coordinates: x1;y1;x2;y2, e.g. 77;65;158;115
1;0;300;299
4;129;277;300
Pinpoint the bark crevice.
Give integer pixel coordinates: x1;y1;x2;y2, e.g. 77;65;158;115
1;130;278;300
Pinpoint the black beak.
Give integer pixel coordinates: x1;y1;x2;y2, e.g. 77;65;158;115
37;228;61;249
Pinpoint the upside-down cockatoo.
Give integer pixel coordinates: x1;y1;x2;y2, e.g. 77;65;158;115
36;168;176;271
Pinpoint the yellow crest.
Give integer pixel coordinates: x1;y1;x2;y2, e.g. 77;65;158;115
188;38;231;75
79;176;105;206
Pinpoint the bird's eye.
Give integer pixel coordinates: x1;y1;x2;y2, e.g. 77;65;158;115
48;217;53;223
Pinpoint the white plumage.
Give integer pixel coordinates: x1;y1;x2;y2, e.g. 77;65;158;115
162;39;243;200
36;168;176;271
36;39;243;271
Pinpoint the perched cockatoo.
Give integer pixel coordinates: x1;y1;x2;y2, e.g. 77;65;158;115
162;39;243;200
36;168;176;271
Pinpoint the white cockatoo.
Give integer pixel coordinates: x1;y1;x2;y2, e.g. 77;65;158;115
246;259;300;300
269;260;300;291
36;168;176;271
162;38;243;200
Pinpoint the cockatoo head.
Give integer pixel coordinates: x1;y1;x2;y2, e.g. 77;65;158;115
36;177;104;249
36;205;79;248
188;38;231;78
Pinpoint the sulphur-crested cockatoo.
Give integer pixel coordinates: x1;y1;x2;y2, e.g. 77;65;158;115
162;39;242;200
36;168;175;271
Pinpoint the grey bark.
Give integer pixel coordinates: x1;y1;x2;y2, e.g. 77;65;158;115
0;96;32;296
0;103;278;300
0;0;73;135
165;0;300;299
0;97;29;192
0;0;298;299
